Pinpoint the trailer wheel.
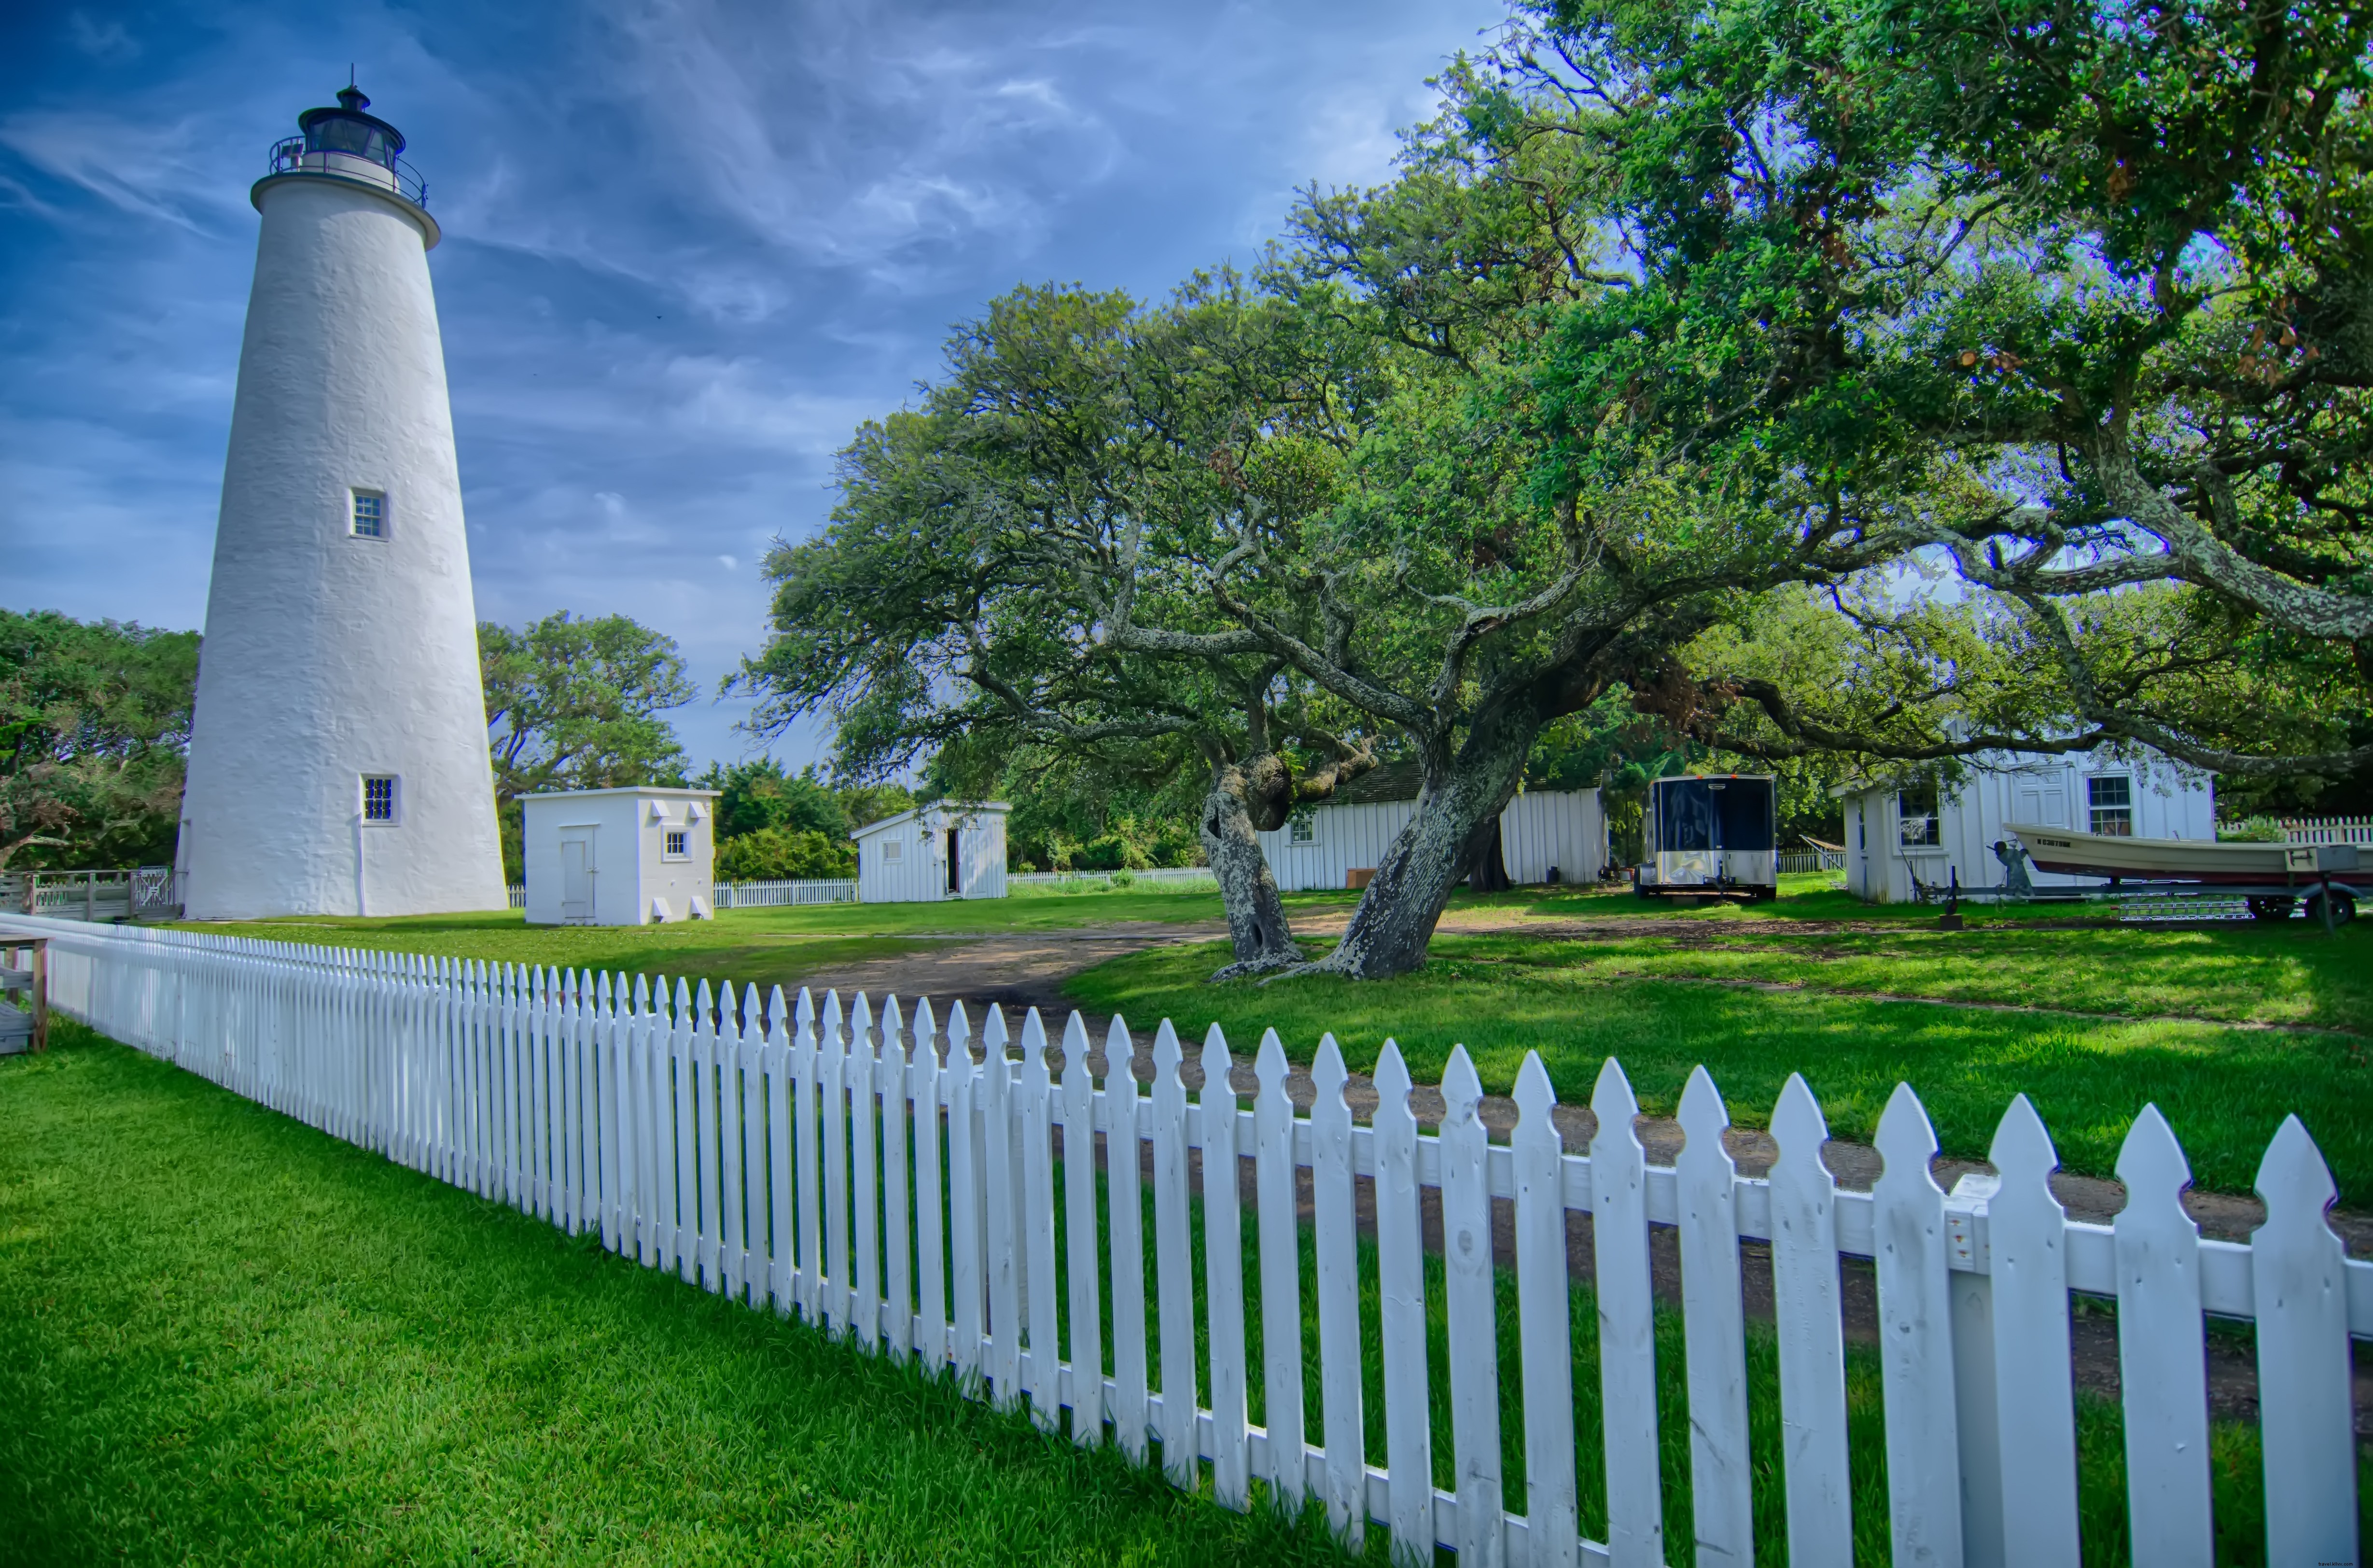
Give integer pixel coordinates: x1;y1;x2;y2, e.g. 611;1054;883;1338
2246;897;2296;920
2303;889;2357;927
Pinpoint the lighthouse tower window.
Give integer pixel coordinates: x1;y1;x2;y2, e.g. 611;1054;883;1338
351;490;387;539
362;775;398;822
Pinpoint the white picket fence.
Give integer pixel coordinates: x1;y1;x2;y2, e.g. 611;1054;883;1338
2285;816;2373;847
5;911;2363;1568
711;878;859;909
504;879;860;911
1011;868;1218;890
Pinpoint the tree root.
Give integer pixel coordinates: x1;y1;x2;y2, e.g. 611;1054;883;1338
1207;951;1304;983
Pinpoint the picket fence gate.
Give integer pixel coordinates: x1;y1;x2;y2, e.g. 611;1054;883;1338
6;912;2364;1568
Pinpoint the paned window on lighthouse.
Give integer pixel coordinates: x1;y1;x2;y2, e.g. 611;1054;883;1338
351;490;386;538
363;775;397;821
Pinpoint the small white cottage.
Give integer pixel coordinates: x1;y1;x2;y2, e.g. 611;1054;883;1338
1837;750;2216;903
1255;762;1606;892
852;802;1010;902
521;786;718;926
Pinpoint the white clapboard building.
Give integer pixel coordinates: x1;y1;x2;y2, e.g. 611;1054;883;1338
852;803;1010;903
521;787;717;926
1838;751;2216;903
1256;763;1605;892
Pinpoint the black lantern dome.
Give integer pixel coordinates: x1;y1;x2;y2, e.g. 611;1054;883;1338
298;85;407;168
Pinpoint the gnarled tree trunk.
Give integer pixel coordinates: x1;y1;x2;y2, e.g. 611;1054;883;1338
1299;712;1536;979
1201;761;1301;978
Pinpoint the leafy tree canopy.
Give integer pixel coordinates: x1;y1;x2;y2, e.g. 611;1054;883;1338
481;611;696;804
0;610;196;872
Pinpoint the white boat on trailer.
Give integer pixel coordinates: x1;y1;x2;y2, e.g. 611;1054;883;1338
2007;822;2365;923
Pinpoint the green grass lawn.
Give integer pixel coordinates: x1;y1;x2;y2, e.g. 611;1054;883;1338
1065;931;2373;1203
0;1024;1353;1568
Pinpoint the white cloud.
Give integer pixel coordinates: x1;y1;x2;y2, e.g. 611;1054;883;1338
0;111;242;232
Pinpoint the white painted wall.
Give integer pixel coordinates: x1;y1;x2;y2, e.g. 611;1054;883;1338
181;157;504;919
852;804;1009;903
1256;789;1605;892
522;788;716;926
1843;753;2216;903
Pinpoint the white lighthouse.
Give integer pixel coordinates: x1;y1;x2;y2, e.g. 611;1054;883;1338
180;86;507;919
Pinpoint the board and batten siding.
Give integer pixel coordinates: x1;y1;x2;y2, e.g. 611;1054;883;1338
1844;752;2216;904
1257;789;1604;892
852;803;1010;903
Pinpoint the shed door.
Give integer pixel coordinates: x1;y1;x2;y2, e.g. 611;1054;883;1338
947;828;962;893
560;830;595;924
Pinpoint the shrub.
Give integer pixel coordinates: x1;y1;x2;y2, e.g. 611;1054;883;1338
715;826;854;881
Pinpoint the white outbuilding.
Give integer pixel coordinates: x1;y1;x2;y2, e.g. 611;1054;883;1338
521;787;718;926
1838;750;2217;903
1255;762;1607;891
852;803;1010;902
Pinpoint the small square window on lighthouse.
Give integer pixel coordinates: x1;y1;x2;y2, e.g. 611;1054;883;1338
351;489;387;539
362;775;398;822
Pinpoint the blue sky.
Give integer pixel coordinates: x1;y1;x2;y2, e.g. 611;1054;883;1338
1;0;1508;771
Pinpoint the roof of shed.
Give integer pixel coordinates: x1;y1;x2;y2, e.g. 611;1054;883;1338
850;801;1011;839
1330;759;1424;805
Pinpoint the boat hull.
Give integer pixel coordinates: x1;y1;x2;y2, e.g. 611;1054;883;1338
2007;823;2370;888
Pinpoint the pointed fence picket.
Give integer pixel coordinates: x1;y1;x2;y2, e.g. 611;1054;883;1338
14;910;2372;1568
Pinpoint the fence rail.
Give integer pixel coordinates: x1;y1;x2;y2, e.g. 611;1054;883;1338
6;911;2361;1567
504;879;861;911
0;868;180;922
1010;868;1217;890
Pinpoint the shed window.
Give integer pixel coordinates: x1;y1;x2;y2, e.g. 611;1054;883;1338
1289;812;1317;846
663;829;688;859
883;838;903;863
1898;779;1940;847
2088;775;2133;836
351;490;386;539
362;775;396;822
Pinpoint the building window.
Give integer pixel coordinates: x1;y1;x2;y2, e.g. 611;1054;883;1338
2089;775;2133;836
883;838;903;863
663;829;688;860
1289;812;1317;846
351;490;386;539
1897;778;1940;847
362;775;397;822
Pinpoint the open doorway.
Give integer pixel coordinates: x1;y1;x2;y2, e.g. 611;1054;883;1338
946;827;961;894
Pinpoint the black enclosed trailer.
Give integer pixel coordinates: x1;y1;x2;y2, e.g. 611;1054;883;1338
1638;774;1779;902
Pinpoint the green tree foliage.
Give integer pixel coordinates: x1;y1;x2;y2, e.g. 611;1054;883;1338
713;827;851;882
686;758;898;881
0;611;197;871
732;279;1382;972
693;759;854;841
480;612;696;879
1486;0;2373;786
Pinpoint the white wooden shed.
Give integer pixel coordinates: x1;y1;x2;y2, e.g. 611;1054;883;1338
521;786;718;926
1255;762;1606;892
1838;750;2216;903
852;802;1009;902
